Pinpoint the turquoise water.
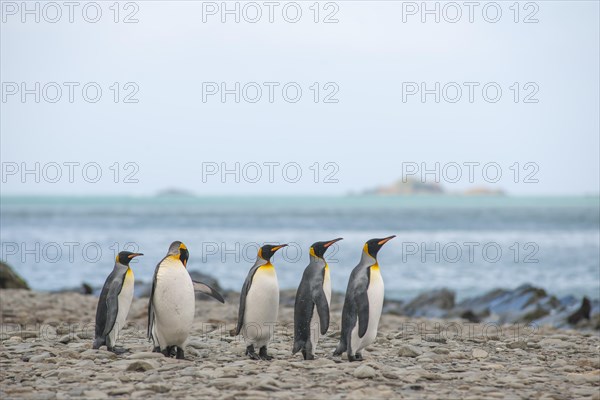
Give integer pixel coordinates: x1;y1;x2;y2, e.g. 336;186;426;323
1;195;599;301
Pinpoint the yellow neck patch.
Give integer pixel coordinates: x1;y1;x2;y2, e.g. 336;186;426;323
126;267;134;279
255;262;276;278
371;263;380;271
363;243;370;257
309;247;316;257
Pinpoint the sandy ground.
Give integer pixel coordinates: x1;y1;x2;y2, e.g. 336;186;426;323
1;289;599;399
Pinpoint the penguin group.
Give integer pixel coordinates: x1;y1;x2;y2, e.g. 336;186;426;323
93;236;395;362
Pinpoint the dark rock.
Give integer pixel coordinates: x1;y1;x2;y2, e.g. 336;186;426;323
0;261;29;290
402;288;455;317
567;297;591;325
56;283;95;295
81;283;93;295
460;310;481;323
453;284;560;324
382;299;405;316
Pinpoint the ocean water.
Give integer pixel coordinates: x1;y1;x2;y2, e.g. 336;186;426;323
1;195;599;301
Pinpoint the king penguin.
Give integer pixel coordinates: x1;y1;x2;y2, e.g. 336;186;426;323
292;238;343;360
333;235;395;361
235;244;287;360
148;241;225;359
93;251;143;353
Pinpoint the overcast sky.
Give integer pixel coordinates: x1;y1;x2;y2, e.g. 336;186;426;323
1;1;598;196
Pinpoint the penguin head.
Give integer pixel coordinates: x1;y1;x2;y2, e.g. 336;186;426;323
167;241;189;267
116;251;143;266
310;238;343;259
364;235;396;259
258;244;288;262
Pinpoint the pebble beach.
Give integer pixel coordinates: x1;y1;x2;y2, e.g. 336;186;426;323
1;289;599;399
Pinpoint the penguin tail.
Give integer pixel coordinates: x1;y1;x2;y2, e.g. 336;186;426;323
92;337;104;350
292;340;305;355
333;341;345;356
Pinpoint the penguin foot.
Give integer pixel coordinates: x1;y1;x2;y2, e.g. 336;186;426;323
176;347;185;360
259;346;273;361
161;346;176;358
355;352;364;361
110;347;129;355
301;350;315;360
152;346;161;353
245;345;261;360
348;354;359;362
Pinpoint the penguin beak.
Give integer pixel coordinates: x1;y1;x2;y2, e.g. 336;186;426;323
128;253;144;259
271;244;288;252
377;235;396;246
324;238;343;248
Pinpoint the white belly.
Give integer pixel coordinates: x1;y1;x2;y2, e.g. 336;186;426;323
350;267;384;355
153;259;195;349
243;266;279;348
107;269;134;347
309;266;332;350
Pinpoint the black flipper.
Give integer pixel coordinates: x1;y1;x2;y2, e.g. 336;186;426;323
94;266;126;348
357;288;370;338
235;264;261;336
293;270;314;354
334;261;371;356
147;257;165;342
314;288;330;335
192;281;225;303
102;276;125;337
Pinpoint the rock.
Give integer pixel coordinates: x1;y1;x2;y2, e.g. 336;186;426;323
127;352;165;360
455;284;561;325
55;282;95;295
14;330;38;339
472;349;489;359
402;289;455;317
567;297;591;324
126;361;157;372
29;353;52;363
107;386;135;396
461;310;481;323
58;335;72;344
506;341;528;350
0;262;29;289
83;390;108;398
353;365;377;379
398;345;423;358
81;349;116;360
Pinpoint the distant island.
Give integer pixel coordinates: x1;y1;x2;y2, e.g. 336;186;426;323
363;178;506;196
156;188;196;197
